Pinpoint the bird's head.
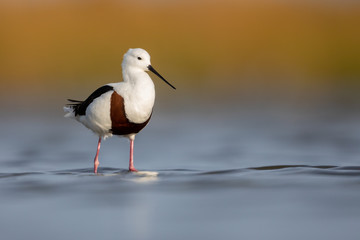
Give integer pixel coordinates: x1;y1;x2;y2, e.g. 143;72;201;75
122;48;176;90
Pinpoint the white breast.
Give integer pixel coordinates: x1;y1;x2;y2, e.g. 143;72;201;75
112;72;155;124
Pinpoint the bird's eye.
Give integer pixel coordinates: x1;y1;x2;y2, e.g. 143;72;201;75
137;57;142;60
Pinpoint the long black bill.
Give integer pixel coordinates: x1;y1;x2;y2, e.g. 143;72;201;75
148;65;176;90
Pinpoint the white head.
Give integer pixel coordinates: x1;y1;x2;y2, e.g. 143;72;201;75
122;48;151;71
122;48;176;89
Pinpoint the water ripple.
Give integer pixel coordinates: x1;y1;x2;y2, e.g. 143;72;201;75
1;165;360;179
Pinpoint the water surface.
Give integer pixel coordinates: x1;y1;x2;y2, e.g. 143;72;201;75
1;107;360;240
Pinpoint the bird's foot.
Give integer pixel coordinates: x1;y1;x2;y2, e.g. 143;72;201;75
129;167;138;172
94;160;99;174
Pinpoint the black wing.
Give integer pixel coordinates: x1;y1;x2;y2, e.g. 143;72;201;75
66;85;114;116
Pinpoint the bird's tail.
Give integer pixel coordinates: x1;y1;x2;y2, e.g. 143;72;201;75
63;99;82;118
63;106;75;118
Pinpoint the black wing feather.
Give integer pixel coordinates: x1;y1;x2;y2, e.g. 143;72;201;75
66;85;114;116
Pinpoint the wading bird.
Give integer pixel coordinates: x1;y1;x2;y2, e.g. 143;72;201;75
64;48;175;173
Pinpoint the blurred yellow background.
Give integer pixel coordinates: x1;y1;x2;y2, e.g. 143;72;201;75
0;0;359;109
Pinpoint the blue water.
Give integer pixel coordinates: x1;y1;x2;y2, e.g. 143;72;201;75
1;106;360;240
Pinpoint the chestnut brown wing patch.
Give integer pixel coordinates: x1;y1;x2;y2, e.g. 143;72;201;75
110;91;151;135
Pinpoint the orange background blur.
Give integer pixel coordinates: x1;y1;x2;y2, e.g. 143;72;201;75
1;0;359;110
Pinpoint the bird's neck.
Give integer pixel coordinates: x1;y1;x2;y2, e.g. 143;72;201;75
121;67;155;124
123;67;153;89
123;66;139;83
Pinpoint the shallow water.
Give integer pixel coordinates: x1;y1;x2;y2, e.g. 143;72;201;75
1;107;360;240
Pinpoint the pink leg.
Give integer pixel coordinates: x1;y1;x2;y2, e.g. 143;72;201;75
128;139;138;172
94;137;101;174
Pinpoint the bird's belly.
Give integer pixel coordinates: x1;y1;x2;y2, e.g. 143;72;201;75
111;114;151;136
